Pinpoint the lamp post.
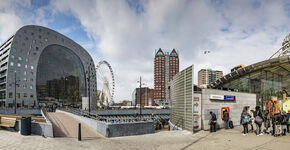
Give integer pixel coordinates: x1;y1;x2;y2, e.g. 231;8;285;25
204;50;210;88
86;64;91;114
14;71;16;114
137;76;145;120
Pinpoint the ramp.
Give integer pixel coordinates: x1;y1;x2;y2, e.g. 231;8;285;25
47;112;102;138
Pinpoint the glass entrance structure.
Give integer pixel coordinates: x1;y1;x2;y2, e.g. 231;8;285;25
36;44;86;106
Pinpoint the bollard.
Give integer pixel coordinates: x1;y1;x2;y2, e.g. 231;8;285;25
78;123;82;141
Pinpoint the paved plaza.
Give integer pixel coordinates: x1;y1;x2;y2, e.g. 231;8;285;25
1;125;290;150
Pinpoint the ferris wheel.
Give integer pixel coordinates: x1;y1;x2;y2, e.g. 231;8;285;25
96;60;115;106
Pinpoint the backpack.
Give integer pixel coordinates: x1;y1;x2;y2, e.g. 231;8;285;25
242;114;249;124
255;115;263;124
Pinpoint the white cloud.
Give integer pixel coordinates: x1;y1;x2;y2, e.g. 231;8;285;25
0;0;27;43
2;0;285;102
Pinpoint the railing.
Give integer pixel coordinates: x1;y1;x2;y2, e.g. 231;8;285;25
41;107;52;123
58;108;170;126
58;108;98;120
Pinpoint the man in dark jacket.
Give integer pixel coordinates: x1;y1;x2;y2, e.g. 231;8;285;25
223;110;230;129
210;112;217;132
254;106;264;136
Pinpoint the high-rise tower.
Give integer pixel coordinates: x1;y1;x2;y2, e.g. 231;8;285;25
154;48;179;106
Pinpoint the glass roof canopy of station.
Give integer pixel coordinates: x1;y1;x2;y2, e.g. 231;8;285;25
211;55;290;88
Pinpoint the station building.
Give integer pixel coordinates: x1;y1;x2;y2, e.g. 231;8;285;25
169;65;256;131
211;33;290;112
170;33;290;132
0;25;96;109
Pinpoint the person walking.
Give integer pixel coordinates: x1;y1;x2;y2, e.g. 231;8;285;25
281;111;288;136
240;109;250;136
287;110;290;133
254;106;264;136
264;110;271;134
223;109;230;129
209;112;217;132
272;110;282;136
249;109;255;133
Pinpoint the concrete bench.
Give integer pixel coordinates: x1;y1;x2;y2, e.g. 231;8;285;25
0;117;16;128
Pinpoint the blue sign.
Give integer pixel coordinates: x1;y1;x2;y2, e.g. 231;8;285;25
224;95;236;100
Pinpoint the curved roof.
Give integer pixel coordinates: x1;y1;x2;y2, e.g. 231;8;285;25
283;33;290;46
3;25;97;106
211;55;290;88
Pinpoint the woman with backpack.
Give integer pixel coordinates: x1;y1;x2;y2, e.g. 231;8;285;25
240;109;250;136
254;106;264;136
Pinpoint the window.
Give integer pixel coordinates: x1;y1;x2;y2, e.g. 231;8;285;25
9;92;12;98
17;93;20;99
17;84;20;88
10;62;14;66
30;94;33;98
25;65;27;68
11;55;14;59
31;66;34;70
17;63;21;67
18;57;22;60
24;93;27;98
30;85;33;89
24;71;26;75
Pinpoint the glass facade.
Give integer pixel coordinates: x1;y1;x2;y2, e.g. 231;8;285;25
217;68;289;110
36;44;86;106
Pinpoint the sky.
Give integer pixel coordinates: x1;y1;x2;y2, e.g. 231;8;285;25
0;0;290;102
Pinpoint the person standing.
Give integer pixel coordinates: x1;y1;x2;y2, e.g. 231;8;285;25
287;110;290;133
281;111;288;136
272;110;282;136
249;109;255;133
209;112;217;132
264;110;271;134
254;106;264;136
223;109;230;129
240;109;250;136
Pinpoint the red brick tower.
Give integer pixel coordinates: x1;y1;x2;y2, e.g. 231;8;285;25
154;48;179;106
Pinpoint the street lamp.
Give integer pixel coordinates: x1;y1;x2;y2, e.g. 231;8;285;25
14;71;17;114
137;76;145;120
86;63;92;114
204;50;210;88
14;71;20;114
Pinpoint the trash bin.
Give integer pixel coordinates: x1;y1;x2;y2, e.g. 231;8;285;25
21;116;31;135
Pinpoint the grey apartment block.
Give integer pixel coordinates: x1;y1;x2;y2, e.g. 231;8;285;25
0;25;96;108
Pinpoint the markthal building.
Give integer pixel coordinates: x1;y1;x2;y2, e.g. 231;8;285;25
0;25;96;108
211;33;290;110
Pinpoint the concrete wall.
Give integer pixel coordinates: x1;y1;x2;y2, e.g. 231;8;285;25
57;109;155;137
201;89;256;130
15;120;53;137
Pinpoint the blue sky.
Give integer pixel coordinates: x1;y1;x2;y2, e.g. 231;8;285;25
0;0;290;102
